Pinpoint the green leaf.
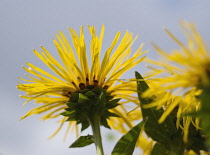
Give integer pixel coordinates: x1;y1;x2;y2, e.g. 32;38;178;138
106;93;114;100
196;85;210;148
66;101;76;108
81;120;90;132
135;71;177;145
111;120;145;155
105;111;119;118
60;110;74;116
69;135;94;148
85;91;96;97
106;99;120;109
92;86;101;95
78;93;89;104
61;110;77;121
71;93;79;100
79;93;89;100
151;143;167;155
66;116;76;121
186;123;208;154
100;116;111;129
92;91;106;116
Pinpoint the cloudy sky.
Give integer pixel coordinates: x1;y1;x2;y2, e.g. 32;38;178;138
1;1;210;155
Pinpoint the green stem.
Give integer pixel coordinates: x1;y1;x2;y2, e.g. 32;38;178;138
89;116;104;155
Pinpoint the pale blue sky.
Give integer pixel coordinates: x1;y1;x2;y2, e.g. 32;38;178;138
1;1;210;155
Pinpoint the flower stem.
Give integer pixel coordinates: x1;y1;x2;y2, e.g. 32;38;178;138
89;116;104;155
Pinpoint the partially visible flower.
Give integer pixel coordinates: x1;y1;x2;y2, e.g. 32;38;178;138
142;22;210;142
17;25;147;139
148;22;210;89
143;86;200;142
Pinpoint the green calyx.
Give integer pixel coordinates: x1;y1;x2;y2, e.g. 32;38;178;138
61;86;120;131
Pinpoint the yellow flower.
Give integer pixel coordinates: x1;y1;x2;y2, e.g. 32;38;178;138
150;22;210;89
143;22;209;142
17;25;147;139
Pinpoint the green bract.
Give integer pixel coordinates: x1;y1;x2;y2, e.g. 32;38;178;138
61;86;120;131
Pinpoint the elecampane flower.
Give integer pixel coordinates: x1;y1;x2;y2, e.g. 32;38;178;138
18;25;147;138
143;22;210;142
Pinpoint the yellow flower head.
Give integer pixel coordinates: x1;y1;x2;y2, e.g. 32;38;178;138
149;22;210;89
143;22;209;142
17;25;147;138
